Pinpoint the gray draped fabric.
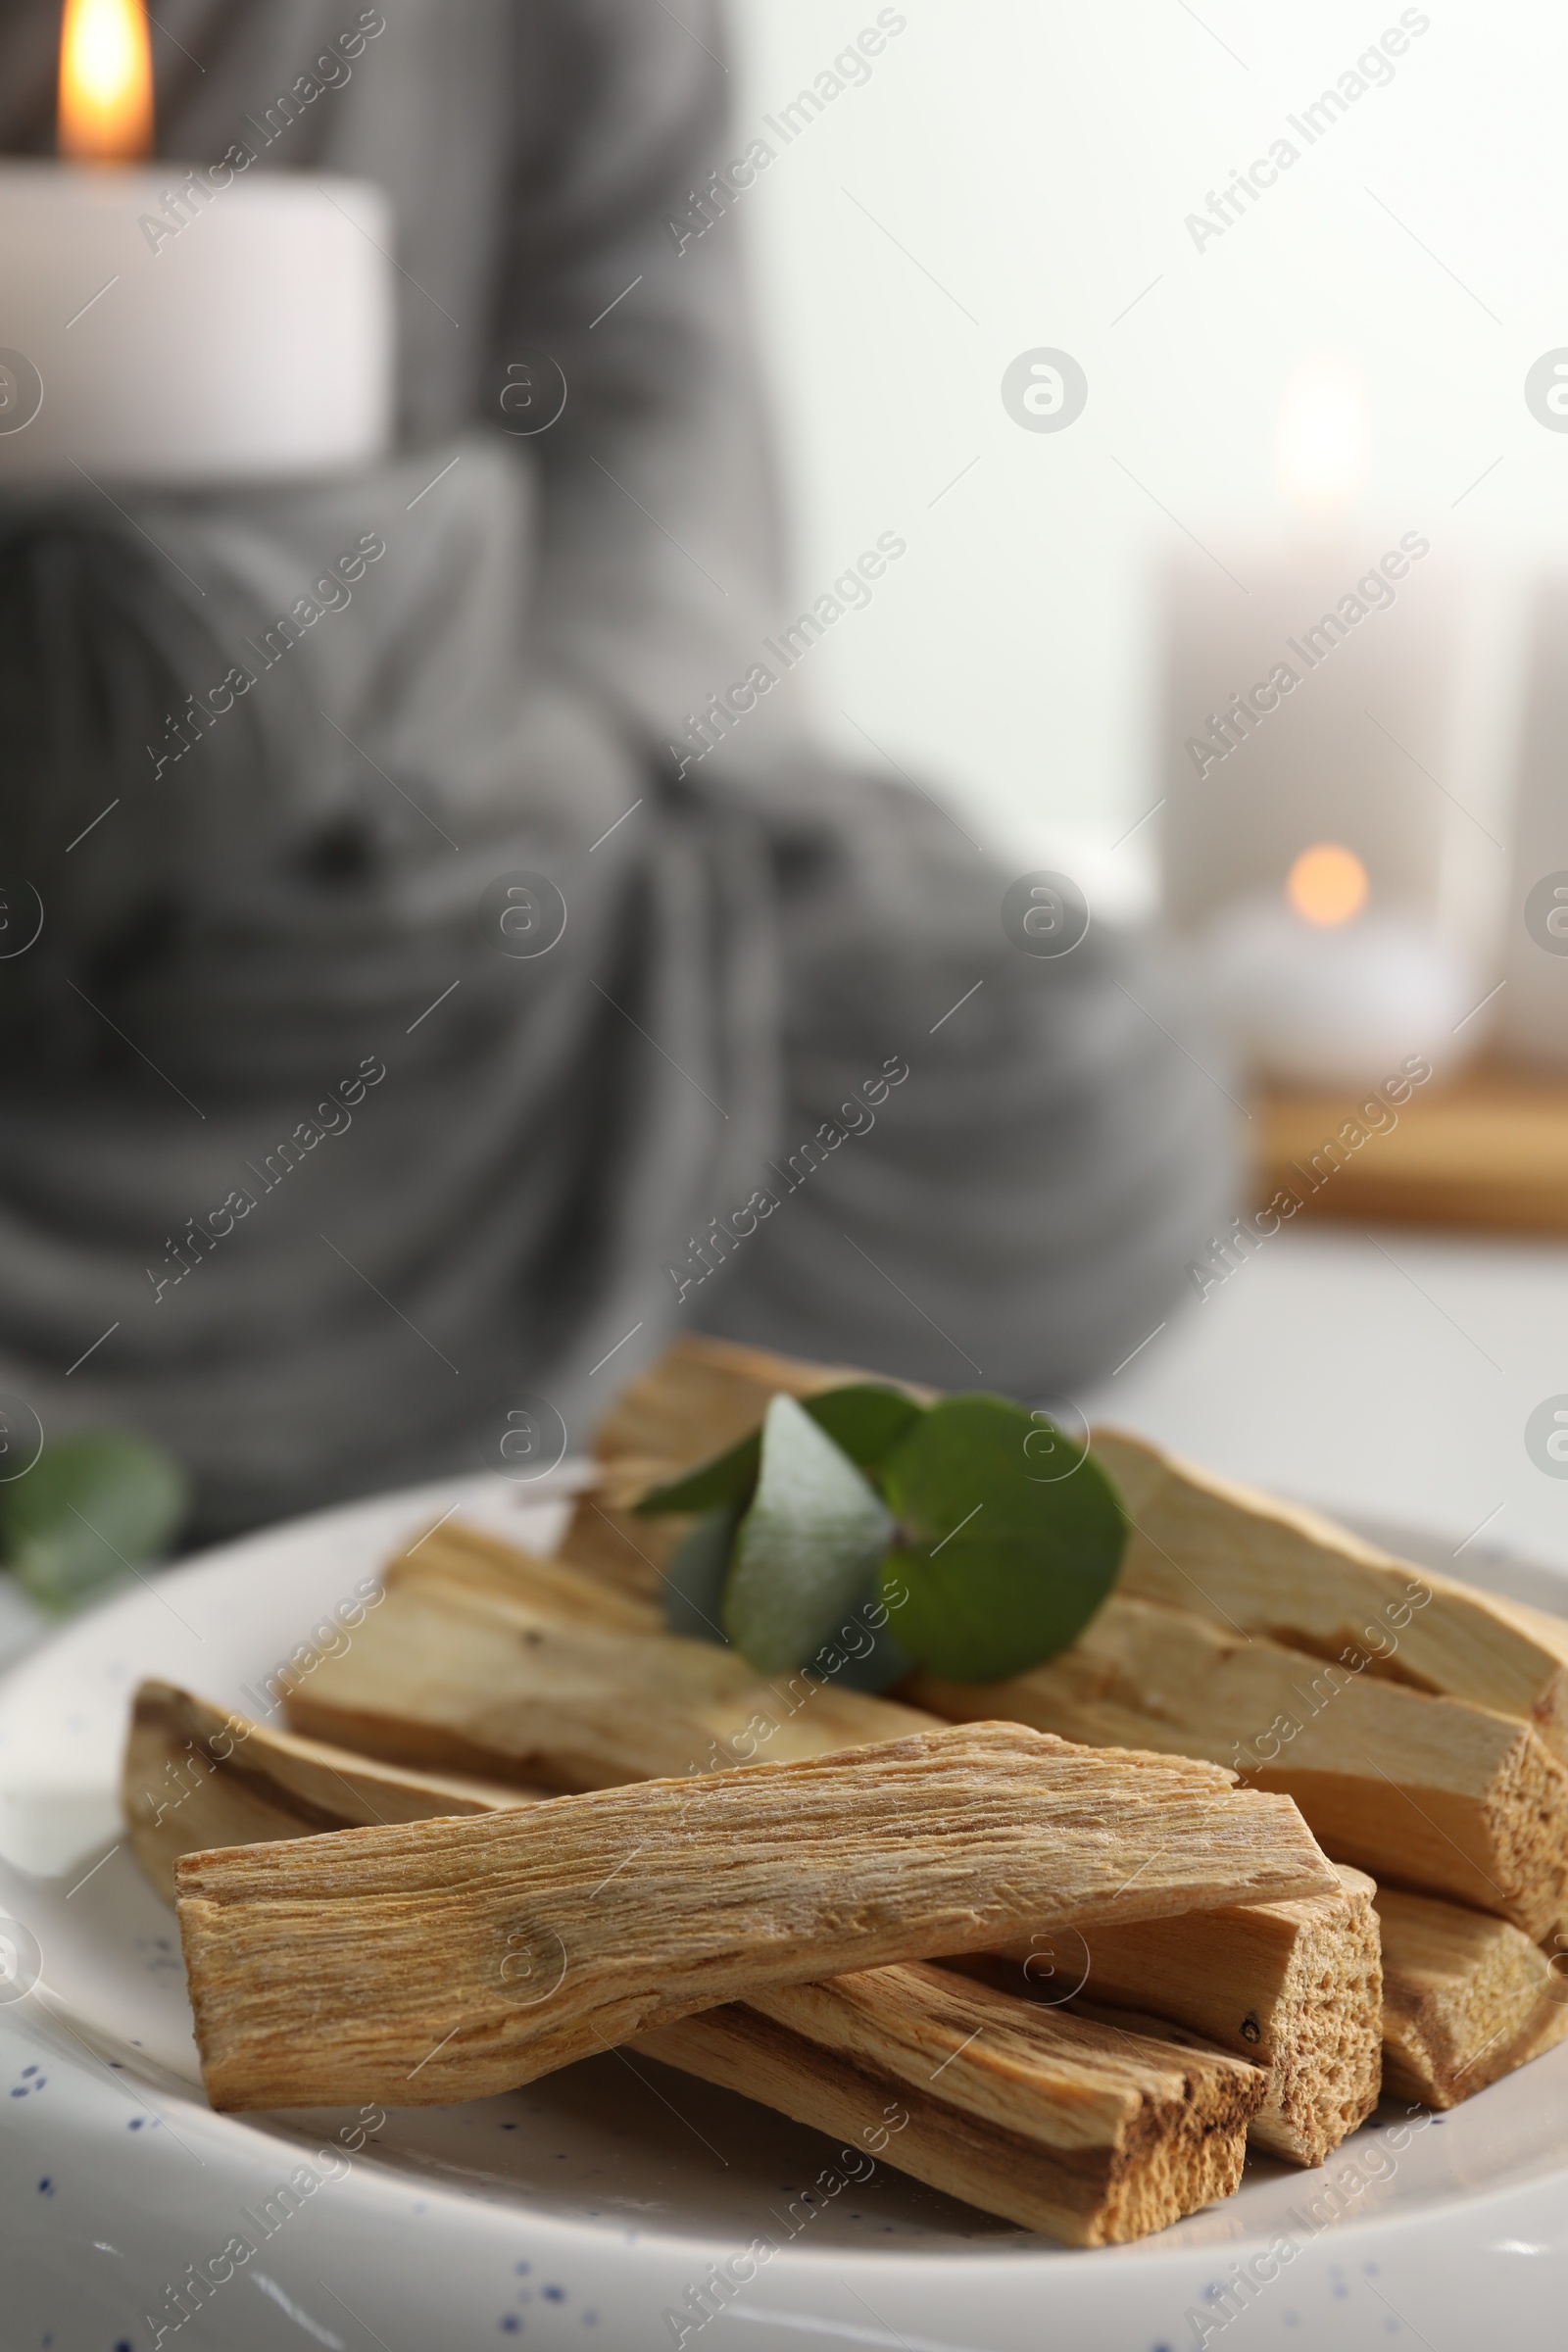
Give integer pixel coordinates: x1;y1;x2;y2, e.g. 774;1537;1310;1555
0;0;1236;1538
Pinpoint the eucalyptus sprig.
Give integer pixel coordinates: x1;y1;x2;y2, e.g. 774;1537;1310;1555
636;1385;1126;1688
0;1431;189;1613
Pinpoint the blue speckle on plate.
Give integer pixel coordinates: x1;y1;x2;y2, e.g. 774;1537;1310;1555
37;2178;52;2194
501;2322;520;2335
515;2263;531;2276
543;2287;564;2303
127;2118;143;2131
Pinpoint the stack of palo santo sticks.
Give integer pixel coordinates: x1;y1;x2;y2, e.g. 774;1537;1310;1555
126;1337;1568;2247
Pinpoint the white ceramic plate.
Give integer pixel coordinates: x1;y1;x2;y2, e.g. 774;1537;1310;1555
4;1479;1568;2352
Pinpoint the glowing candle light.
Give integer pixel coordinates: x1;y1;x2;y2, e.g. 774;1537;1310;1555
1286;844;1370;929
58;0;155;165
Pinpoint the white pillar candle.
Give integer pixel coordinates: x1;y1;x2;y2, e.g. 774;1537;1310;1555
0;160;393;487
1157;532;1461;934
1156;532;1494;1084
1153;358;1499;1090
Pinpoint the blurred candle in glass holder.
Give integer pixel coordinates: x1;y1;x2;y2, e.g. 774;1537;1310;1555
1156;359;1482;1085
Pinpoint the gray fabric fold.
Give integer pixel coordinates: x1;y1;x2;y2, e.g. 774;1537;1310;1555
0;0;1236;1536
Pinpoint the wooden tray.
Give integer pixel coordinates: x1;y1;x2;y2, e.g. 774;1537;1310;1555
1257;1062;1568;1234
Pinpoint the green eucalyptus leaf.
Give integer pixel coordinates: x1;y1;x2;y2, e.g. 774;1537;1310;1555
666;1497;913;1690
2;1431;189;1614
662;1504;741;1643
802;1564;916;1693
807;1385;927;1474
633;1383;924;1516
722;1395;895;1673
878;1396;1124;1682
634;1433;760;1519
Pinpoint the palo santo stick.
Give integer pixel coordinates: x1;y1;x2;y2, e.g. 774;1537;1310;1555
369;1526;1395;2158
1377;1886;1568;2108
555;1473;688;1605
391;1523;662;1633
585;1343;1568;1754
579;1342;1568;1757
386;1521;1561;2128
292;1539;1377;2160
637;1963;1265;2246
174;1723;1337;2110
122;1680;538;1902
957;1864;1380;2166
286;1566;935;1791
1092;1425;1568;1760
912;1592;1568;1941
135;1694;1265;2240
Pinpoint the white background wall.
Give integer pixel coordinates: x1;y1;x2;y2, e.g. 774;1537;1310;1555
723;0;1568;912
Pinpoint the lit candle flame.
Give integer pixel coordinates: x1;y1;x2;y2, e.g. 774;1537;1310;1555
59;0;154;164
1287;843;1369;928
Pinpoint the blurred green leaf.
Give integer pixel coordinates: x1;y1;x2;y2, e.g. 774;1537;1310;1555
664;1498;915;1691
722;1396;895;1674
802;1385;927;1473
1;1432;189;1613
634;1383;924;1516
879;1396;1125;1682
662;1504;741;1643
800;1564;916;1693
634;1433;760;1520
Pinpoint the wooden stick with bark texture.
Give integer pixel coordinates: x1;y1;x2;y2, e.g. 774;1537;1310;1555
1375;1886;1568;2107
957;1864;1381;2167
362;1518;1383;2159
911;1592;1568;1943
175;1723;1334;2111
576;1338;1568;1774
637;1964;1265;2246
122;1681;539;1901
130;1687;1268;2238
585;1336;1568;2112
1091;1426;1568;1761
283;1560;936;1792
